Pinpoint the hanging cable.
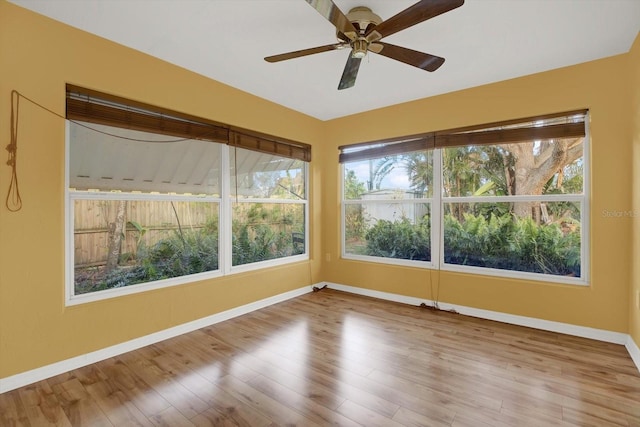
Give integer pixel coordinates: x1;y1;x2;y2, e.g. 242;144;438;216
14;90;214;143
6;90;22;211
429;268;440;310
4;90;229;213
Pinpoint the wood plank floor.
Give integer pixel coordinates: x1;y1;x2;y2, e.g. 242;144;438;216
1;289;639;426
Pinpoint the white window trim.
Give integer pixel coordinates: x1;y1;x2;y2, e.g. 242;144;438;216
431;149;443;274
66;191;224;306
340;115;590;286
582;112;591;284
65;124;309;306
341;162;436;269
228;189;310;275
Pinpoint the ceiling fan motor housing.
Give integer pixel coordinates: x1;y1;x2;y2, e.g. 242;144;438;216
337;6;382;41
336;7;383;58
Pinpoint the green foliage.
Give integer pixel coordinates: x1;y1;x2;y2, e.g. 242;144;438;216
443;213;580;276
127;220;148;252
443;146;486;197
363;213;580;277
232;223;290;266
344;169;367;199
232;203;304;266
365;216;431;261
75;221;220;294
345;205;367;241
343;171;368;241
139;229;219;279
473;181;495;196
78;203;306;292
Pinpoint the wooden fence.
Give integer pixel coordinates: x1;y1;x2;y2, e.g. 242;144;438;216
73;200;303;267
73;200;218;267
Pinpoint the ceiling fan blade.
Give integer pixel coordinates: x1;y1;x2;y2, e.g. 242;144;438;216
374;42;445;72
338;54;362;90
304;0;359;40
365;0;464;42
265;43;346;63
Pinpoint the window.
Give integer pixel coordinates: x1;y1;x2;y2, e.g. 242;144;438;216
230;146;307;268
68;121;222;297
66;86;310;303
342;143;434;266
341;111;588;284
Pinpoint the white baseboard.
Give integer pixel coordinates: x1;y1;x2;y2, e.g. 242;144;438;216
627;335;640;372
324;281;634;348
0;285;314;394
3;282;638;394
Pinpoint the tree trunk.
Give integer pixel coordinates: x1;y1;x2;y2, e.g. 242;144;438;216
105;200;127;273
502;152;516;196
502;138;583;219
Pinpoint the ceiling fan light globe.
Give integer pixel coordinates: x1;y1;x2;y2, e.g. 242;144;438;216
351;38;368;59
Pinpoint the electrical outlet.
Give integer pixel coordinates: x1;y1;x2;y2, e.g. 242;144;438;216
325;253;331;262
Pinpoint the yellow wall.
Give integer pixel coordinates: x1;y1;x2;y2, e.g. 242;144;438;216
1;0;638;380
0;1;324;378
322;47;634;333
631;33;640;348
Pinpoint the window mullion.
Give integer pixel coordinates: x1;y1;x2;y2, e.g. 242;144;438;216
68;191;221;203
65;121;74;304
221;144;231;275
341;163;347;259
304;162;310;256
343;198;434;205
443;194;584;204
433;148;443;270
581;112;591;283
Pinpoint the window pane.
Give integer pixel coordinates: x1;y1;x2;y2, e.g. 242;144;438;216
232;203;305;266
74;199;219;294
230;147;305;199
345;202;431;261
442;139;584;198
344;151;433;200
443;202;581;277
70;121;221;195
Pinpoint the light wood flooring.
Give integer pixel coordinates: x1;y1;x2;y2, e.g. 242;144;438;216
1;289;639;426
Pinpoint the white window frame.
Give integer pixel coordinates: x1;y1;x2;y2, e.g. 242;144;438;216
340;115;590;286
65;124;309;306
228;196;309;275
341;151;436;269
341;198;436;269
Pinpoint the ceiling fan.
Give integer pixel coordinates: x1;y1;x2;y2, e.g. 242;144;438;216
264;0;464;90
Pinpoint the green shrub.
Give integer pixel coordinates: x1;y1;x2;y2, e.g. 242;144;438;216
363;213;580;277
345;205;367;241
443;213;580;276
231;203;303;266
76;226;220;293
365;216;431;261
232;223;293;266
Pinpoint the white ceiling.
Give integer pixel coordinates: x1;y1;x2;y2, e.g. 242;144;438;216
9;0;640;121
